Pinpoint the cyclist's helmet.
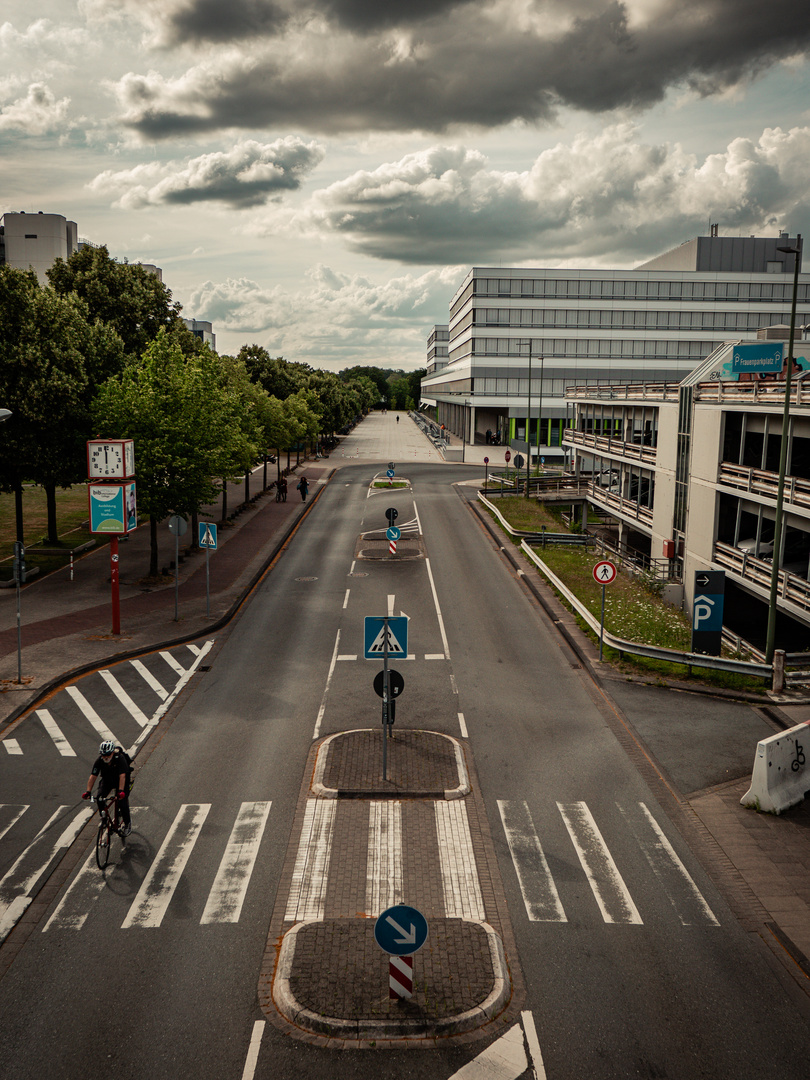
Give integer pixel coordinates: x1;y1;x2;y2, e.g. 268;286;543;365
99;740;116;756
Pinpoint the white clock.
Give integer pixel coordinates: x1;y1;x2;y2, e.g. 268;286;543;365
87;440;135;479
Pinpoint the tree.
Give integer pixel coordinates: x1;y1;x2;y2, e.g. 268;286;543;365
0;266;124;542
48;245;184;359
92;332;245;576
238;346;312;400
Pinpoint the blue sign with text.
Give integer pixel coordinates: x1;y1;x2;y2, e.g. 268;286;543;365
731;343;784;374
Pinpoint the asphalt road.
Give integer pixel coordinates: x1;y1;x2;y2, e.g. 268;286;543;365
1;455;809;1080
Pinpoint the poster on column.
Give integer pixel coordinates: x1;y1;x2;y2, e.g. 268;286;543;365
88;483;137;534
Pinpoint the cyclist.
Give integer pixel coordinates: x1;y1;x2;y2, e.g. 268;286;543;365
82;740;132;836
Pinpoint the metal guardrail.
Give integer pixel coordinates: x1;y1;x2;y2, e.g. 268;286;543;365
694;379;810;406
477;492;592;546
563;429;657;465
565;382;682;401
521;541;773;682
717;461;810;510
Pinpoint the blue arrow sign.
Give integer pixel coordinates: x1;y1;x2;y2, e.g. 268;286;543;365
386;526;401;541
374;904;428;956
364;616;408;658
199;522;218;549
387;469;395;478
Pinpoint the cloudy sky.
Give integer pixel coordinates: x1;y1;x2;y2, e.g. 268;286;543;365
3;2;810;370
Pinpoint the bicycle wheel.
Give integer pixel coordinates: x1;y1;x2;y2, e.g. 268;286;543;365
96;820;111;869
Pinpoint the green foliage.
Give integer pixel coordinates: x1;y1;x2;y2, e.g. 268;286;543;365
0;266;125;538
47;245;183;359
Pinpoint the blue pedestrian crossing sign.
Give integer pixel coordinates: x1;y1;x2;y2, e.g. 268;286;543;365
199;522;218;549
364;615;408;659
374;904;428;956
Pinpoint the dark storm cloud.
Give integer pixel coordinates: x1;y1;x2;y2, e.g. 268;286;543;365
159;0;288;45
118;1;810;138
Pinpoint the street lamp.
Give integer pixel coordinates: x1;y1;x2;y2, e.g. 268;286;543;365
765;235;803;664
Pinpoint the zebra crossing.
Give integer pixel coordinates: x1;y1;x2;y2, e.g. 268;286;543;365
1;641;214;759
498;799;720;927
0;799;271;941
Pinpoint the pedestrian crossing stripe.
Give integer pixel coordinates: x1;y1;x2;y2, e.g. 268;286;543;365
367;625;405;655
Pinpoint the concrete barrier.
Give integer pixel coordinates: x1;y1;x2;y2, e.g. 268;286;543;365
741;719;810;814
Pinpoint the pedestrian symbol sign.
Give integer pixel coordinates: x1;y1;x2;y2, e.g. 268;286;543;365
199;522;218;549
364;616;409;659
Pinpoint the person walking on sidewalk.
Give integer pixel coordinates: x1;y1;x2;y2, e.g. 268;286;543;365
276;475;287;502
297;475;309;501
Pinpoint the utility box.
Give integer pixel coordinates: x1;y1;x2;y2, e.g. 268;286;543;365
663;539;676;559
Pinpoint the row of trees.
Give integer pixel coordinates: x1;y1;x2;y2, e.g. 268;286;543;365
0;247;403;575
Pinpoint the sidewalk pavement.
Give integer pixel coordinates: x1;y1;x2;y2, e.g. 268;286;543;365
2;412;809;1037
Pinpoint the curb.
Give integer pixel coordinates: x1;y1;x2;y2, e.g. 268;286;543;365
311;729;471;800
271;918;510;1043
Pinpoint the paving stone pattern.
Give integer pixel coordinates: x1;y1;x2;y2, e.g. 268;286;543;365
322;730;460;795
289;919;493;1020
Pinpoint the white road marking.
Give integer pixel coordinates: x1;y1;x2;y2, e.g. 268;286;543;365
521;1010;548;1080
498;800;566;922
0;805;28;841
0;807;93;943
240;1020;265;1080
388;593;395;616
424;557;451;660
425;653;445;660
130;640;214;754
65;685;116;743
43;808;145;932
313;630;341;739
343;589;350;610
337;654;357;661
366;801;403;915
36;709;76;757
99;669;149;727
448;1022;527;1079
130;659;168;701
434;800;485;919
621;802;719;926
121;804;210;928
200;802;272;924
285;799;337;922
159;650;186;677
2;740;22;755
558;801;642;924
457;712;468;738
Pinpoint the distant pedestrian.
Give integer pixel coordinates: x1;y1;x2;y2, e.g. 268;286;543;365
297;475;309;501
396;415;399;424
485;429;492;444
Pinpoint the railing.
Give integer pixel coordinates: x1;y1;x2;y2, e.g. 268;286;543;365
587;483;654;526
565;383;681;401
694;379;810;406
714;540;810;615
477;492;594;546
591;532;681;583
563;428;657;464
717;462;810;511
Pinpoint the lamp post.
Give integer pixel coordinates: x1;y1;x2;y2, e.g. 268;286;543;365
765;235;803;664
526;352;532;497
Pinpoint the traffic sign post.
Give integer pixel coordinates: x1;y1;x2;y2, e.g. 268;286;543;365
168;515;187;622
374;904;429;1001
386;524;400;556
365;616;409;779
386;468;395;487
199;521;218;616
593;561;617;661
13;541;24;683
484;456;489;491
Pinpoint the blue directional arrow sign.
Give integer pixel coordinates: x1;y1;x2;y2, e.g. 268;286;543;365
198;521;218;549
364;615;408;659
386;526;401;542
374;904;428;956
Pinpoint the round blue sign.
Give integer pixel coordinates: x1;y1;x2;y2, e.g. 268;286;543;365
387;469;395;478
374;904;429;956
386;526;401;541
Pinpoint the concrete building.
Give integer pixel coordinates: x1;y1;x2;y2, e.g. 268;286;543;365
563;328;810;650
421;231;808;463
0;211;78;284
183;319;216;350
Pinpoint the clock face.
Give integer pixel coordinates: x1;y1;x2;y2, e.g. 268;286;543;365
88;442;124;478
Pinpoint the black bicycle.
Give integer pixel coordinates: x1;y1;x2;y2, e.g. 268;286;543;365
91;791;127;869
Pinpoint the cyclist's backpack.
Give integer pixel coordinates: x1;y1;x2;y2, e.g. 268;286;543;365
116;747;134;789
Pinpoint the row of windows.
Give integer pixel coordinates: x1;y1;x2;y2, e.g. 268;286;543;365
472;337;714;359
473;308;793;332
472;277;807;302
475;378;574;395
